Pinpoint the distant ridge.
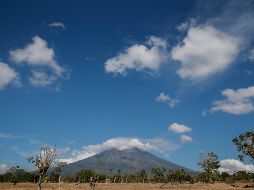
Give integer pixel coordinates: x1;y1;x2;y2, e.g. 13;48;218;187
60;148;195;176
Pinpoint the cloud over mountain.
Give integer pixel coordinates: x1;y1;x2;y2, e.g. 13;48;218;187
59;137;180;164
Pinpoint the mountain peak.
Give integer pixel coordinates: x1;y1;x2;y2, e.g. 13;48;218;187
60;148;194;176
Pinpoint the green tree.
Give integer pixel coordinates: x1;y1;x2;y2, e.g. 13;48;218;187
232;131;254;162
151;168;164;183
76;169;96;183
167;169;193;184
136;169;147;183
220;172;230;181
197;152;220;183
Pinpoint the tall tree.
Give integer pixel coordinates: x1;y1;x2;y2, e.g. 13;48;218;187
198;152;220;183
28;146;58;190
232;131;254;162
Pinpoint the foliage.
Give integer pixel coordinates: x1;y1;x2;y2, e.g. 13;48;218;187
167;169;194;184
75;169;96;183
232;131;254;162
233;171;254;182
136;169;148;183
0;166;39;183
150;168;165;183
197;152;220;183
1;165;253;184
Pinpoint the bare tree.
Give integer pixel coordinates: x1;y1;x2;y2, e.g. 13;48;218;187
28;145;58;190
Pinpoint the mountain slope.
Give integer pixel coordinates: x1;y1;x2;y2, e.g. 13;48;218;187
61;148;194;176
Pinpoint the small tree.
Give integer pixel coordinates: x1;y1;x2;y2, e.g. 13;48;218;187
136;169;147;183
75;169;96;183
151;168;164;183
168;169;193;184
232;131;254;162
55;162;66;190
198;152;220;183
28;146;58;190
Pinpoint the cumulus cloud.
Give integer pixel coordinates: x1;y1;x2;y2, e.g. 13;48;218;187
218;159;254;174
209;86;254;115
10;36;64;76
171;25;240;80
0;163;9;174
48;22;66;29
169;123;192;134
180;135;193;144
0;62;20;90
59;137;180;164
9;36;68;87
104;36;169;75
155;92;179;107
173;1;254;81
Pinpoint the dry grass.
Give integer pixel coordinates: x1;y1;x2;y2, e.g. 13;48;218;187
0;182;254;190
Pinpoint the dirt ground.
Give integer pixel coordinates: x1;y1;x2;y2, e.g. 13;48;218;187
0;182;254;190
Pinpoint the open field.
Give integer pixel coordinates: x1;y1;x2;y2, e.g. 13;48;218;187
1;183;254;190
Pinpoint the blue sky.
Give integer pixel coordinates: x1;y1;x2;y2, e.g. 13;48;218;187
0;0;254;173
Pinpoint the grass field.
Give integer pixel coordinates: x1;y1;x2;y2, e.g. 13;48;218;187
1;183;254;190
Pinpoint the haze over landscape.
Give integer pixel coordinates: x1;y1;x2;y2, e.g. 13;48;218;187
0;0;254;179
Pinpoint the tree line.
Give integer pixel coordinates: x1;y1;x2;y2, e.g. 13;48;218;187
0;165;253;184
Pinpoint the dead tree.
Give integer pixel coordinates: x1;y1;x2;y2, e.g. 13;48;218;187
28;145;58;190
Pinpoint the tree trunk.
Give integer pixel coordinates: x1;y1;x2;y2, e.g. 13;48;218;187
58;176;61;190
38;175;42;190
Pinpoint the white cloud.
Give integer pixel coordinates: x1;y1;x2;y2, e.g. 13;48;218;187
105;36;169;75
210;86;254;115
29;71;57;87
10;36;65;76
0;62;20;90
59;137;180;164
218;159;254;174
0;163;9;174
180;135;193;144
169;123;192;134
171;25;240;80
48;22;66;29
9;36;68;87
155;92;179;107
